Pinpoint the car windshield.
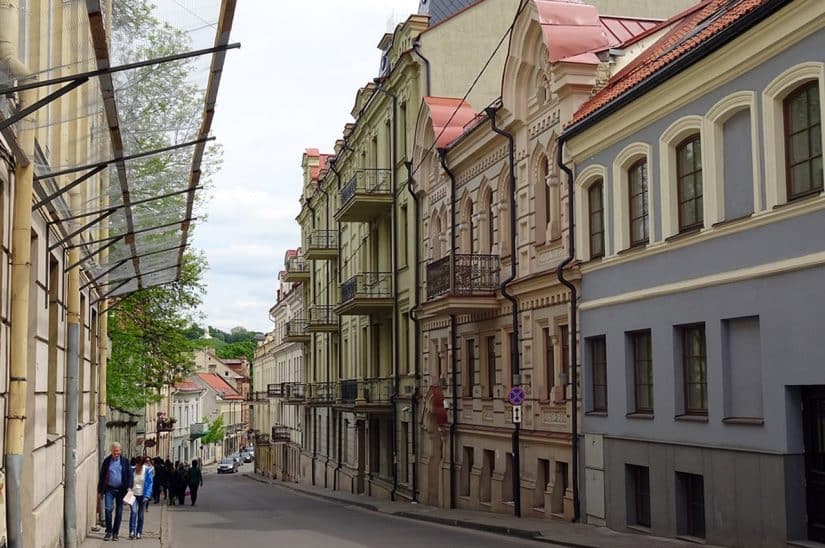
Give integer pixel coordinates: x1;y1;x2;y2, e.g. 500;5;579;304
220;459;234;464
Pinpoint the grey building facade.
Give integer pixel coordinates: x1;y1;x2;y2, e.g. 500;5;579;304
566;2;825;546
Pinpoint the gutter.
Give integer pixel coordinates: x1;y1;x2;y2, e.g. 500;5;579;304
412;38;431;97
405;160;420;503
438;148;458;510
484;106;522;517
1;3;37;546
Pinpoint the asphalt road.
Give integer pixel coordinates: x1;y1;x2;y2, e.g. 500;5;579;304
167;462;543;548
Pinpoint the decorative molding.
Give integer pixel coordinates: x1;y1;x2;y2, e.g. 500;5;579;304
574;164;608;261
612;142;655;252
659;115;705;238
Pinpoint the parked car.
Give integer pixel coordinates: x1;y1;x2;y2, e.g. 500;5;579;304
241;449;254;463
217;458;239;474
228;452;242;464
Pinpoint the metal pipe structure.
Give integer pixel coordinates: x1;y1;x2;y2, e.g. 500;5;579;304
555;137;580;522
64;193;81;548
328;158;345;490
373;79;399;501
438;148;458;510
484;106;521;517
306;198;317;487
404;160;420;502
412;38;431;97
1;2;37;545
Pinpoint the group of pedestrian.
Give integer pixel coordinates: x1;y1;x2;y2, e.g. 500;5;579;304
97;442;204;541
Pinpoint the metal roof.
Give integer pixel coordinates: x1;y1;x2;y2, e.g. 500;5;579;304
418;0;481;26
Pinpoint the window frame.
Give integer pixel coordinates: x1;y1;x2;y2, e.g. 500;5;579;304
783;80;823;201
464;338;475;397
590;336;607;413
628;464;651;528
588;179;605;259
675;134;704;232
631;330;654;414
627;159;649;247
681;324;708;416
485;335;496;399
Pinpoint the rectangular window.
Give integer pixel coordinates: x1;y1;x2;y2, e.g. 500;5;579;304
485;336;496;399
464;339;475;397
676;472;706;538
399;204;408;267
461;446;473;497
784;82;823;200
677;136;703;231
90;309;98;418
544;328;554;400
590;336;607;412
47;255;59;435
631;330;653;413
681;324;707;415
399;314;409;375
400;102;408;160
628;160;649;247
536;458;550;508
588;180;605;258
79;293;86;423
627;464;651;527
560;325;570;390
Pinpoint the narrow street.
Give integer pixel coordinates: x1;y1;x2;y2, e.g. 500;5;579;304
167;464;542;548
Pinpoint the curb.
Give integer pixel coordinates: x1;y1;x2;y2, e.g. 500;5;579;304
244;473;598;547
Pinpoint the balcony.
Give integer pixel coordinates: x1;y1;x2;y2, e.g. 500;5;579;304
423;254;500;316
304;230;338;260
271;425;291;443
334;169;393;222
338;379;358;406
307;305;338;333
336;272;393;316
156;417;176;432
284;319;311;343
189;422;207;440
255;433;271;446
283;255;310;282
283;382;306;404
306;382;335;406
267;383;284;398
357;378;394;411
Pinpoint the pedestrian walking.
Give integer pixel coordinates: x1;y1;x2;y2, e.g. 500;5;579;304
143;457;155;513
152;457;166;504
97;442;134;541
175;462;187;505
187;460;203;506
128;457;153;539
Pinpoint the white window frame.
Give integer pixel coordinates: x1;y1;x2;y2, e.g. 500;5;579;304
612;143;656;251
574;164;608;260
659;116;707;238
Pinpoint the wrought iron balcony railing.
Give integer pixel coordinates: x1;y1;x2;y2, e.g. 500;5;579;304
285;255;309;276
285;319;309;340
426;254;500;300
283;382;305;402
271;425;291;443
307;305;337;330
339;169;392;207
307;230;338;250
340;272;392;303
307;382;335;403
339;379;358;404
267;383;284;398
157;418;176;432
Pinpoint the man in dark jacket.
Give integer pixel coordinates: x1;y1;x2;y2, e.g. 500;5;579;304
97;442;134;541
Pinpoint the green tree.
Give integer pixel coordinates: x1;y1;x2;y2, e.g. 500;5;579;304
216;340;256;363
107;252;206;408
200;416;225;446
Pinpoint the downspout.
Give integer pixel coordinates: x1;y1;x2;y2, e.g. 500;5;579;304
1;3;37;546
412;38;431;97
438;148;458;510
328;159;344;490
307;199;317;487
316;177;332;490
485;106;521;517
555;137;580;522
404;160;419;503
375;79;399;501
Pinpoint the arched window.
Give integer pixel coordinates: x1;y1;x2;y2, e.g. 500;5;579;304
676;135;703;232
466;201;475;254
784;81;823;200
588;180;604;259
484;190;494;254
431;214;442;260
541;156;552;232
628;160;649;247
499;178;511;256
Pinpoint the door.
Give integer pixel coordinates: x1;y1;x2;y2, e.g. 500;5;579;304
356;420;366;494
803;387;825;542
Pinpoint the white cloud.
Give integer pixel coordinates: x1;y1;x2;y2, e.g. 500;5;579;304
193;0;420;332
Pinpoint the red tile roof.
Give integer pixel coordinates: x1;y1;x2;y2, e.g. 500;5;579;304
423;97;477;149
196;373;243;400
175;380;202;392
571;0;767;125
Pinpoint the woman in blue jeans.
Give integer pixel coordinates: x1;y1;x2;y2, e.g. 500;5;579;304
129;458;154;539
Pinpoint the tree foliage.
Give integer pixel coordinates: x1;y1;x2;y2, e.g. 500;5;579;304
200;416;225;446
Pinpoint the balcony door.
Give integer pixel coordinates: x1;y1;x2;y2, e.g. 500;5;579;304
804;386;825;542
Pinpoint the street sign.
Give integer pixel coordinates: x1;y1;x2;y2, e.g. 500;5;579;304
512;405;522;424
507;386;526;405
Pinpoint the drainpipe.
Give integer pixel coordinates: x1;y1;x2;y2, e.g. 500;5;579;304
307;199;317;487
1;3;37;546
412;38;431;97
555;137;580;522
374;79;399;501
316;176;333;490
328;159;344;490
405;160;420;502
485;106;521;517
438;148;458;510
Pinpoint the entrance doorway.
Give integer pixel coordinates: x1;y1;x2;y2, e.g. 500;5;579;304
803;387;825;542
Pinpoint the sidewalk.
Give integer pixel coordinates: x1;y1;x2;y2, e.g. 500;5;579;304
81;498;167;548
246;473;718;548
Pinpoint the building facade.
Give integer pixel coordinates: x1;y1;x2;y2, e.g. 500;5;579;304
567;1;825;545
171;380;207;465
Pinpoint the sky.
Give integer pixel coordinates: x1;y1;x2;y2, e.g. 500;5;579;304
191;1;420;333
